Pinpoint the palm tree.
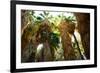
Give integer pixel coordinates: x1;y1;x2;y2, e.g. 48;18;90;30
75;13;90;59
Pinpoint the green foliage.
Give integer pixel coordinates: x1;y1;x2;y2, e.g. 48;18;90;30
66;16;76;21
49;32;60;49
22;10;86;61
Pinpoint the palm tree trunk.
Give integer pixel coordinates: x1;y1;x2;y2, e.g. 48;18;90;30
75;13;90;59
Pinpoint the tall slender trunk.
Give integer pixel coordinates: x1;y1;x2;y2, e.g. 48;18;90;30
73;34;85;60
75;13;90;59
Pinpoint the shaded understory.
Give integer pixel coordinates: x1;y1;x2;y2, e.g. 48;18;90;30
21;10;90;63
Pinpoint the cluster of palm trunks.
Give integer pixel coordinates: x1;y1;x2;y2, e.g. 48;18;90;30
21;10;90;63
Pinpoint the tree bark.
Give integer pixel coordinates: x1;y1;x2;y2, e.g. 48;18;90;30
58;20;76;60
75;13;90;59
